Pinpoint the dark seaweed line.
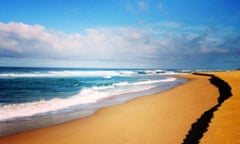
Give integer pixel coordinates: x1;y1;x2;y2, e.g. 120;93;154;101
182;72;232;144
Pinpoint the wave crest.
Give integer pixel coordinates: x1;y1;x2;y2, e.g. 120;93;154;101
0;77;178;121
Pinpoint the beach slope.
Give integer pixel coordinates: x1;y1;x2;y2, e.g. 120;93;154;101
0;74;219;144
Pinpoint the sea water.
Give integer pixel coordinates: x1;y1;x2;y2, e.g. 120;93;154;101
0;67;188;136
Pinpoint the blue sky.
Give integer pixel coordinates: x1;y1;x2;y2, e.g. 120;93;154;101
0;0;240;69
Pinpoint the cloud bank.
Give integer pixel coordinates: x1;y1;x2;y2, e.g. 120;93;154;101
0;22;239;69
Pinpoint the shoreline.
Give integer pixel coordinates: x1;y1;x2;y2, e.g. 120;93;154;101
0;75;186;137
0;71;239;143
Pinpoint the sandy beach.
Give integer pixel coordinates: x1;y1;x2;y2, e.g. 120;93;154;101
200;71;240;144
0;72;239;144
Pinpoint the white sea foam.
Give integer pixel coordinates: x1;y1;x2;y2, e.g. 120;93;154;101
0;69;180;78
92;77;176;90
0;71;118;78
0;77;177;121
133;78;176;85
0;89;106;121
0;70;136;78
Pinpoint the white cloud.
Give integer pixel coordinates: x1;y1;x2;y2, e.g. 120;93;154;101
0;22;158;61
200;46;229;53
0;22;239;68
0;22;45;40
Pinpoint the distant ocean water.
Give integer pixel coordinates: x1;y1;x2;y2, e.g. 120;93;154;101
0;67;188;136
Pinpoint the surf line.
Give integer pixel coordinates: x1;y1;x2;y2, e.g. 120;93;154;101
182;72;232;144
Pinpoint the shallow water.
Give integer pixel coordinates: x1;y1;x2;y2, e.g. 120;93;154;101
0;67;187;136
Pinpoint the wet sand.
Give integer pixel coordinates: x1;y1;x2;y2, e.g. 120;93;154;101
0;73;224;144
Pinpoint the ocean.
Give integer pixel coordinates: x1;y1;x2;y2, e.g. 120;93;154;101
0;67;188;136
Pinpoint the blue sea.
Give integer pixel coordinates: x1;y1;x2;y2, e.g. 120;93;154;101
0;67;188;136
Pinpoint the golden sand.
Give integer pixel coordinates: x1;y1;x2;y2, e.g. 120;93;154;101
0;74;222;144
200;71;240;144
